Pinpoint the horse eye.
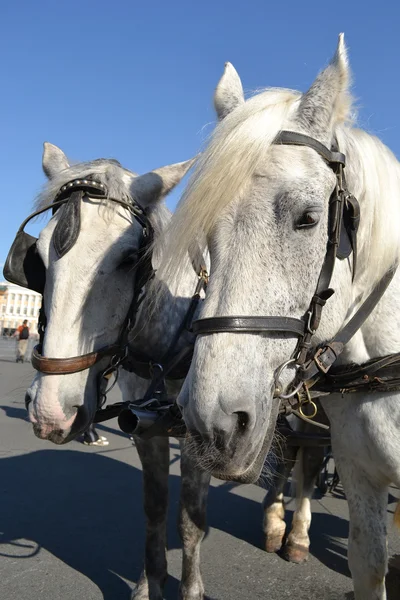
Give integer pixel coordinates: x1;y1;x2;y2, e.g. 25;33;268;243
117;252;138;270
296;211;320;230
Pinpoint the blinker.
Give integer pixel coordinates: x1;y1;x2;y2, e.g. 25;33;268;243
3;178;109;294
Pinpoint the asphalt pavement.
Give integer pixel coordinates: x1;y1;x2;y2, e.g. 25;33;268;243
1;354;400;600
0;336;37;362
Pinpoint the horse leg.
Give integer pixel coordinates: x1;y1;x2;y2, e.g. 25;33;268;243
263;444;298;553
284;445;325;563
132;436;170;600
178;440;211;600
335;456;388;600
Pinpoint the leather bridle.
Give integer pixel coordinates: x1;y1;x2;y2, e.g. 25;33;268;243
192;130;397;407
9;176;209;423
22;178;156;380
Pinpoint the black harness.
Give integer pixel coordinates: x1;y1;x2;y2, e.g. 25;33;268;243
4;177;207;436
6;134;399;443
192;130;398;426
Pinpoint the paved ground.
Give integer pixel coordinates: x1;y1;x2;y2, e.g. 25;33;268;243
1;354;400;600
0;336;37;362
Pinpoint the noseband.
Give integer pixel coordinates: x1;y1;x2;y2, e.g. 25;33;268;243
193;130;397;405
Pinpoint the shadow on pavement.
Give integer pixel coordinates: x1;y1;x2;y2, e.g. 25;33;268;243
0;450;152;600
95;421;133;440
0;404;29;421
0;448;355;600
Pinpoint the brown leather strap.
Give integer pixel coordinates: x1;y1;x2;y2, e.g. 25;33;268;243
31;344;122;375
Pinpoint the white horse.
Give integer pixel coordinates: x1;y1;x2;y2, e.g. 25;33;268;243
25;147;192;441
23;145;216;600
155;35;400;600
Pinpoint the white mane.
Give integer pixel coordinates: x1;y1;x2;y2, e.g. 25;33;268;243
339;127;400;291
155;88;301;292
155;87;400;297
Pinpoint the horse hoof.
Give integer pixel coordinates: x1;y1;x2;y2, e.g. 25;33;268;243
283;542;309;564
265;535;284;553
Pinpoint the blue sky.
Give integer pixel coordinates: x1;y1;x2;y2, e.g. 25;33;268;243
1;0;400;267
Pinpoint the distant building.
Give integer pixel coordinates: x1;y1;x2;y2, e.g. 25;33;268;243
0;282;42;335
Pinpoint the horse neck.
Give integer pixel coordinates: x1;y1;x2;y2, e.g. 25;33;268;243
128;214;199;360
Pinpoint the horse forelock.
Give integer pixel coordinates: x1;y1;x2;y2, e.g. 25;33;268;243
154;87;301;295
155;84;400;301
34;159;138;212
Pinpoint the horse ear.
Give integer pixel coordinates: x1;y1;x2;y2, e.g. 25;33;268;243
214;62;245;121
42;143;70;179
298;34;351;140
131;158;197;205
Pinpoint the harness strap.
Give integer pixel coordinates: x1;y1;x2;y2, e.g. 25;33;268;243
194;131;348;347
122;258;207;382
336;169;360;276
314;352;400;393
300;268;397;382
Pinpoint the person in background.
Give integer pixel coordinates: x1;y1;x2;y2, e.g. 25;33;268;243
14;320;30;363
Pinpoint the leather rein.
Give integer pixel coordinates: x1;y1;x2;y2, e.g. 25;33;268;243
192;130;398;418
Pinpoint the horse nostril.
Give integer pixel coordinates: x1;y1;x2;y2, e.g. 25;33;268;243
234;411;250;434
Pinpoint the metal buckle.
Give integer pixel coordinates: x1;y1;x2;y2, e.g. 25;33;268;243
199;267;209;284
194;267;209;295
306;310;316;335
150;362;163;376
313;347;330;374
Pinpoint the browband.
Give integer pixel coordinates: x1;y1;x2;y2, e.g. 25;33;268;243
275;131;346;166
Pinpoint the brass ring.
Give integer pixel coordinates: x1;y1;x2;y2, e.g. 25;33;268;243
299;399;318;420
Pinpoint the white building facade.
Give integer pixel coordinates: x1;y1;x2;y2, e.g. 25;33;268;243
0;282;42;334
